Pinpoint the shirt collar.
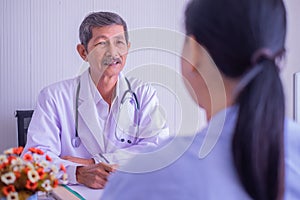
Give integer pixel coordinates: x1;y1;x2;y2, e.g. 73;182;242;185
87;71;127;105
115;72;127;101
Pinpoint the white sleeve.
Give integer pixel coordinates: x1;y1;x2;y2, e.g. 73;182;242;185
22;87;81;184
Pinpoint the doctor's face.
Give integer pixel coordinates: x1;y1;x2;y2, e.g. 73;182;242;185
84;25;130;80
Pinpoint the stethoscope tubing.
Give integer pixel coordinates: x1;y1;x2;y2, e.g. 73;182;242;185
72;77;140;147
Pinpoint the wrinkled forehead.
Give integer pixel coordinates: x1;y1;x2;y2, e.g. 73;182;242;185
90;25;126;41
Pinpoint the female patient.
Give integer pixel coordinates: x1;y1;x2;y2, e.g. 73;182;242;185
102;0;300;199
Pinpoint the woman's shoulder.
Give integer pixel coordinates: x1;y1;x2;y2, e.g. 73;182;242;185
285;119;300;140
284;118;300;199
284;118;300;161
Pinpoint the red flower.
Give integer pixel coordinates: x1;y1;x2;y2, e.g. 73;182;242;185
60;164;66;173
36;149;44;155
25;180;38;191
23;154;33;161
0;163;7;170
37;168;45;179
7;156;17;164
2;185;15;196
23;167;31;174
28;147;38;154
28;147;44;155
45;154;52;162
13;147;24;155
53;179;59;188
14;171;21;179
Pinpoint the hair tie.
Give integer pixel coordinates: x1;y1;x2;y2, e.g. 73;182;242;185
251;48;285;70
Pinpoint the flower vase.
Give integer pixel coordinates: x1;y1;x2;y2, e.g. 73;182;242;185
27;193;38;200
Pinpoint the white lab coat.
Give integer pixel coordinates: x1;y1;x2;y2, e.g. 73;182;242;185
23;69;169;183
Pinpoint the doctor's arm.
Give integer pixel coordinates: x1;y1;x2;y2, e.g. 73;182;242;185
23;85;116;189
22;87;85;184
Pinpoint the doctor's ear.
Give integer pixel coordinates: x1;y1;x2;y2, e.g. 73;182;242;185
77;44;88;61
127;41;131;49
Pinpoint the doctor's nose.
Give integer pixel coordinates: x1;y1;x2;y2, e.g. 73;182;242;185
106;43;119;57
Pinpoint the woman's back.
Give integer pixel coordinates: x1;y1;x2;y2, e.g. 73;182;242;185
102;107;300;199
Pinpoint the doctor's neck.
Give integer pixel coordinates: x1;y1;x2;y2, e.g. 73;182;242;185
92;74;118;106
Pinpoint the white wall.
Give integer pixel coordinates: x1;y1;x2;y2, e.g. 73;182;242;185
1;0;299;152
283;0;300;120
295;72;300;123
0;0;194;152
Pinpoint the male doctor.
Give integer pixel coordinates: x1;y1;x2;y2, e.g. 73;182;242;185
22;11;169;189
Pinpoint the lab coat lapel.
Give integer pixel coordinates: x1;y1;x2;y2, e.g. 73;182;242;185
105;73;128;152
117;73;129;105
77;70;106;154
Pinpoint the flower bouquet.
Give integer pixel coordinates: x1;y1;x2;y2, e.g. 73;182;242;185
0;147;68;200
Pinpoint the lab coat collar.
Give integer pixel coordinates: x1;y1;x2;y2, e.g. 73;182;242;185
78;69;93;102
116;72;130;106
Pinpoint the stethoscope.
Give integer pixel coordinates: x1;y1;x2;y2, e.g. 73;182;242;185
72;77;140;148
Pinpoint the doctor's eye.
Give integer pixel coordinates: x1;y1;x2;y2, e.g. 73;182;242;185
95;41;107;47
116;40;126;46
117;40;125;44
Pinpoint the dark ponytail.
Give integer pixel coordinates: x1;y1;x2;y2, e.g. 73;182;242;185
185;0;287;199
232;60;285;200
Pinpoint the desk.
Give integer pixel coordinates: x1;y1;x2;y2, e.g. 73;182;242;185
38;185;103;200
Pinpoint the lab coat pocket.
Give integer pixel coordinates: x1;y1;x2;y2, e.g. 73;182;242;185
115;98;139;147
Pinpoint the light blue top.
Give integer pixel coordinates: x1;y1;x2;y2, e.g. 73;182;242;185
101;106;300;200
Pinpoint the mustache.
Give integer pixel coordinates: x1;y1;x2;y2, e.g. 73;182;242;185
102;57;122;66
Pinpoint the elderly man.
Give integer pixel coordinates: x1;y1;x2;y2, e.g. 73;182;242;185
23;11;169;189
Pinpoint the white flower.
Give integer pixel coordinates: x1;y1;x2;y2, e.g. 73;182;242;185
51;165;58;174
61;173;68;184
11;157;24;171
39;160;50;168
0;155;8;164
12;165;22;172
7;192;19;200
41;180;52;192
1;172;16;184
27;170;40;183
4;148;14;154
25;162;34;170
12;157;24;171
11;157;23;165
33;153;42;162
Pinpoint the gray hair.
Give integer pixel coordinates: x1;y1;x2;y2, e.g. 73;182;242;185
79;11;129;50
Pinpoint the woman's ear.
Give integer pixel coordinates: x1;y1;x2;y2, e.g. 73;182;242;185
189;36;203;72
182;35;203;76
77;44;88;61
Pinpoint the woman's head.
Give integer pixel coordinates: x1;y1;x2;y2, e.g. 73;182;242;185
183;0;286;199
184;0;286;78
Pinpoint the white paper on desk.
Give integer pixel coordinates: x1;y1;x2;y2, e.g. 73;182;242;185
67;185;103;200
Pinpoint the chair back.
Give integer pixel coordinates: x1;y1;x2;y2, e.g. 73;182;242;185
15;110;34;147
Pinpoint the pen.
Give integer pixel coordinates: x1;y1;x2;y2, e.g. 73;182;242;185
98;153;110;164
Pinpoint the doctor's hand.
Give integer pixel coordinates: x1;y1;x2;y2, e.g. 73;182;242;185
76;163;117;189
61;156;94;165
